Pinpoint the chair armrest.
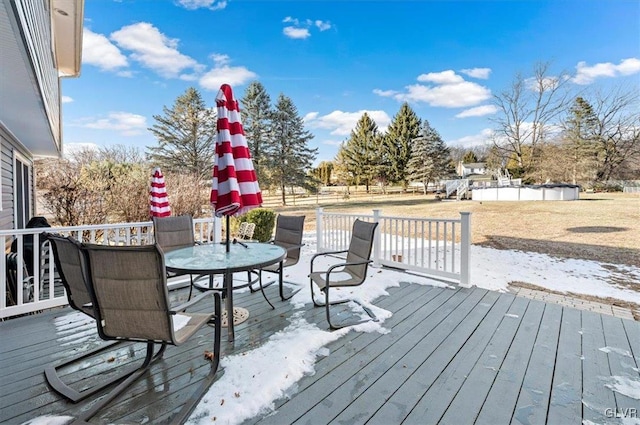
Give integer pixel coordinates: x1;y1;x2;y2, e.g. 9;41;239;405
317;259;373;284
326;259;372;275
284;243;305;253
310;249;349;273
170;291;212;313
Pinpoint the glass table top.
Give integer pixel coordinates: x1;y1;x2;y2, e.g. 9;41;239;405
164;242;286;274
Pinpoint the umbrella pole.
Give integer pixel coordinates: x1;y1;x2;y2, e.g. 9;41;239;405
226;215;230;252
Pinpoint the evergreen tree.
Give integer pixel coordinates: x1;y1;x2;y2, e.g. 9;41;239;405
240;81;273;186
407;121;451;194
340;113;382;193
267;94;317;205
462;151;479;163
562;96;599;184
383;102;421;189
147;87;216;178
311;161;334;186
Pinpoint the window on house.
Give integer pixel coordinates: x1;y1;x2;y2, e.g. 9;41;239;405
14;153;31;229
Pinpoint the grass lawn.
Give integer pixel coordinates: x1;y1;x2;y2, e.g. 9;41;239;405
262;191;640;267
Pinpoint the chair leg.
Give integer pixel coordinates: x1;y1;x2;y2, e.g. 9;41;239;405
72;341;161;424
187;275;194;301
278;265;296;301
258;269;275;309
45;341;167;403
45;341;122;402
312;284;376;330
171;293;223;424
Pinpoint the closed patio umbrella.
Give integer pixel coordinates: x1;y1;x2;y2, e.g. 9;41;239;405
210;83;262;251
150;167;171;218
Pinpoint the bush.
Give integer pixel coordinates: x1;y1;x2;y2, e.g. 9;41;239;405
240;208;276;242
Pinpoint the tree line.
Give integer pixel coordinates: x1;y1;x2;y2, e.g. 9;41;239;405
36;63;639;226
37;83;318;225
312;62;639;191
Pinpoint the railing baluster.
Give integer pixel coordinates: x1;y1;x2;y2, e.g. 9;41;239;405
443;222;448;271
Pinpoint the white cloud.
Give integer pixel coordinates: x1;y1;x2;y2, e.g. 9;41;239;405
315;20;332;31
61;96;73;103
376;70;491;108
397;80;491;108
82;28;128;71
282;16;331;39
306;110;391;136
82;112;147;136
372;89;397;97
283;26;310;39
199;54;258;90
455;104;498;118
417;70;465;85
110;22;199;78
448;128;494;147
460;67;491;79
303;112;319;121
211;53;230;66
176;0;227;10
572;58;640;85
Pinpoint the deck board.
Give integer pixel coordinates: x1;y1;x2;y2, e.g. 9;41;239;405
474;299;546;425
547;307;582;425
1;280;639;425
600;314;640;412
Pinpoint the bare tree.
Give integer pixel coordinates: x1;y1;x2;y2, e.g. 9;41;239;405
491;62;570;180
36;147;107;226
590;87;640;182
164;172;209;217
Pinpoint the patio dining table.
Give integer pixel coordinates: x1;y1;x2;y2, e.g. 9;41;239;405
164;242;286;342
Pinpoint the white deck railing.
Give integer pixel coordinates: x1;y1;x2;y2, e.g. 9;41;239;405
0;218;220;320
316;208;472;287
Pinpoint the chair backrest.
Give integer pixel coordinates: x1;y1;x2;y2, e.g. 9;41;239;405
82;243;175;343
238;222;256;240
47;233;94;317
345;219;379;281
153;215;195;252
273;215;305;262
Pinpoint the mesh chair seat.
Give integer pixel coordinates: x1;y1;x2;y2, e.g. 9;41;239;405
309;271;365;290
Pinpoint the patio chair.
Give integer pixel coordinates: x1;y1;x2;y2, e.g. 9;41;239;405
44;234;164;403
309;219;379;329
237;222;256;241
73;243;222;424
252;215;305;308
153;215;207;300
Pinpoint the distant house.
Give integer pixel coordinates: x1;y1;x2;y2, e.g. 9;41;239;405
0;0;84;231
456;161;488;178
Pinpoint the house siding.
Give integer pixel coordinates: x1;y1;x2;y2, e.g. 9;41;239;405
0;123;34;232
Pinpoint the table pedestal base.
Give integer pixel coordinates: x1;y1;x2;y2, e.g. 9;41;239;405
220;307;249;327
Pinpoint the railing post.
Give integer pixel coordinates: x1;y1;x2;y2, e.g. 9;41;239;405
372;209;381;267
459;212;472;288
316;207;323;252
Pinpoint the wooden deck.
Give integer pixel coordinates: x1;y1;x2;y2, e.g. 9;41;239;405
1;281;639;425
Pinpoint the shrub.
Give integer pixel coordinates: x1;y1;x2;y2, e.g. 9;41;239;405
240;208;276;242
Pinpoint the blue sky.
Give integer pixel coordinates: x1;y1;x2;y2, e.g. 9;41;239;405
62;0;640;165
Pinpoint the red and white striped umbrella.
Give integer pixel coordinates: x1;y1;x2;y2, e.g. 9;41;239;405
150;167;171;217
210;84;262;217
